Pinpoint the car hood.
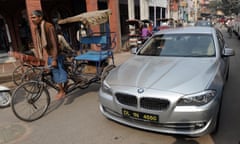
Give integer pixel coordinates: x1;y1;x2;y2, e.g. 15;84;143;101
107;56;218;94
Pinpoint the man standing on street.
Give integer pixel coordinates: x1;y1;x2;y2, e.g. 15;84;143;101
30;10;67;100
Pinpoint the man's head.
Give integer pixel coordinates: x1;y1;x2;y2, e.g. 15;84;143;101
31;10;43;25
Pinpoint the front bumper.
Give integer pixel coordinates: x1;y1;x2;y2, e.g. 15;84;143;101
98;88;219;137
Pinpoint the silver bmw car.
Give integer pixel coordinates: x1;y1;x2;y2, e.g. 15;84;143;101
99;27;235;137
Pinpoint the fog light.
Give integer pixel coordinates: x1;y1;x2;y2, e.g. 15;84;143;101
195;122;205;128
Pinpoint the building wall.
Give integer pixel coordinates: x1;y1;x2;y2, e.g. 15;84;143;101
0;0;27;52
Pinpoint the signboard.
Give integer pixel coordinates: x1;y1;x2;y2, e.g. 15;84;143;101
149;0;167;8
180;1;188;7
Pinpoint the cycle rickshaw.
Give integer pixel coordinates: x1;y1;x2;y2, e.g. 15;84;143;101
125;19;143;50
11;9;116;122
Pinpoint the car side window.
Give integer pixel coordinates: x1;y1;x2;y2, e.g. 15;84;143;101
138;37;160;56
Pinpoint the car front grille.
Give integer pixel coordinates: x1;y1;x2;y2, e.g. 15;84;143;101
115;93;137;107
115;93;170;110
140;97;169;110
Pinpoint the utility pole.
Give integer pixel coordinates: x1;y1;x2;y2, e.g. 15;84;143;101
154;0;156;27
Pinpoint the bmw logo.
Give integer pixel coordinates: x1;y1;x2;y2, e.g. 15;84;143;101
137;88;144;94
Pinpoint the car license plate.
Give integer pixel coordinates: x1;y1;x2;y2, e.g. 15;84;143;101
122;109;159;122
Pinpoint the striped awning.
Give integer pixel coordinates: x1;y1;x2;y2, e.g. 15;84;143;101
58;9;112;25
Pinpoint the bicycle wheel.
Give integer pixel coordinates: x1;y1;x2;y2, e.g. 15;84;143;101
11;81;50;122
12;65;32;86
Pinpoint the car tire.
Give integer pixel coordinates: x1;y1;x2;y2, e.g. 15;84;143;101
211;109;221;135
211;91;224;135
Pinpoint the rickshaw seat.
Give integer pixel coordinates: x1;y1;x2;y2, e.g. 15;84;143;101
76;32;115;64
84;50;111;55
74;52;109;61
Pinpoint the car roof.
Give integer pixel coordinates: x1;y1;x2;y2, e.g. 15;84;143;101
154;26;215;35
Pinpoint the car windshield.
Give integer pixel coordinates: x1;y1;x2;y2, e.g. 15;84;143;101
138;34;216;57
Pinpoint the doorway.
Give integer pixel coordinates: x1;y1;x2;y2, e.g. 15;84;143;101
0;16;9;53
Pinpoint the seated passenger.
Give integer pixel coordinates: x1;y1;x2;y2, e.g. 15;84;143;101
141;24;152;42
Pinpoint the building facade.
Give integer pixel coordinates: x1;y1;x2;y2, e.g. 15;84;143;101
0;0;187;56
0;0;121;55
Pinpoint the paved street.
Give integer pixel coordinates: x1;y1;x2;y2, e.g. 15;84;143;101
1;26;240;144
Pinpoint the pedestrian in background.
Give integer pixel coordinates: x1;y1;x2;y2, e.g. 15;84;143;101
76;23;91;53
52;18;73;53
141;24;151;43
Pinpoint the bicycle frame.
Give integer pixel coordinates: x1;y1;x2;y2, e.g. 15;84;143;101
27;64;100;95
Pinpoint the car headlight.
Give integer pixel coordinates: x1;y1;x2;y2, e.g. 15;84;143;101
102;80;113;95
177;90;216;106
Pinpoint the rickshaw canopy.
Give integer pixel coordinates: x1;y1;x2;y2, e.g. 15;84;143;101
58;9;112;25
141;19;153;24
126;19;144;28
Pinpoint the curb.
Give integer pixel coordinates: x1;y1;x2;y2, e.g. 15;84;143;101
0;74;13;84
0;56;19;85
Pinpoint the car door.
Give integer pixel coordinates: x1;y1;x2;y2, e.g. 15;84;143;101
216;29;229;80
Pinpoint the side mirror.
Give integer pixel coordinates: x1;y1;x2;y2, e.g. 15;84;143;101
222;48;235;57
